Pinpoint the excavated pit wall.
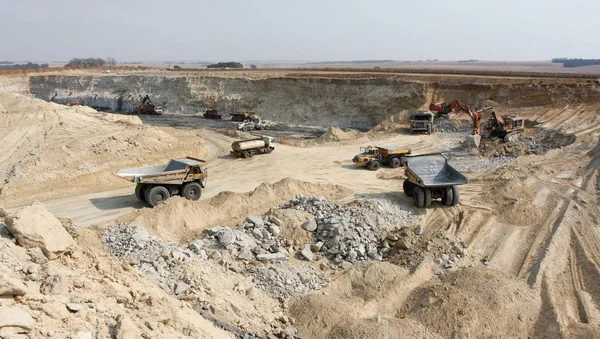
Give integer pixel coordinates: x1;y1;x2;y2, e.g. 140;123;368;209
29;74;600;129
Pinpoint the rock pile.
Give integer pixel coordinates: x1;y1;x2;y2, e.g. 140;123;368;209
279;195;414;269
247;263;328;301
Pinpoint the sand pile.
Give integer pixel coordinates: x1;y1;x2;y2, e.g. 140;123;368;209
0;93;206;206
0;203;229;338
279;127;369;147
290;262;538;339
399;268;540;338
117;178;352;243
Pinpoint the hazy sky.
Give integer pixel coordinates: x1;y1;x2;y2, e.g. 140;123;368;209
1;0;598;62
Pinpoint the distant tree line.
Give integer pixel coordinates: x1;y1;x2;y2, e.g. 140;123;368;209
0;61;13;65
64;57;117;68
0;62;48;70
306;60;394;65
458;59;479;63
552;58;600;68
206;62;243;68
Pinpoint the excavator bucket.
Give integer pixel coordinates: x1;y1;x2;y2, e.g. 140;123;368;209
465;134;481;148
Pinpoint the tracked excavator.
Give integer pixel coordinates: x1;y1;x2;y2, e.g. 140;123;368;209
430;100;496;147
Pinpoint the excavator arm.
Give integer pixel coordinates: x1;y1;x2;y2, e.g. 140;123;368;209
448;101;482;135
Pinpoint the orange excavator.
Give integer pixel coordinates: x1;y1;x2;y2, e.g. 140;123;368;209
429;100;495;147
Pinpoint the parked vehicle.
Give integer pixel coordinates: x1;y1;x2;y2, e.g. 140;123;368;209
231;136;275;158
204;109;222;119
409;112;434;134
117;157;207;207
402;153;467;208
353;146;411;171
482;112;525;142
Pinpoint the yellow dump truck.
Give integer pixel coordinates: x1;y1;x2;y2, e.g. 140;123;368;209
117;157;207;207
352;146;412;171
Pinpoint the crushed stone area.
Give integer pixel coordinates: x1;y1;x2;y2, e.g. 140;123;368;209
278;195;414;268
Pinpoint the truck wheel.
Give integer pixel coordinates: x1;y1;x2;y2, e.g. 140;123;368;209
390;158;401;168
242;151;249;158
424;188;432;207
451;186;460;206
442;186;454;206
368;161;380;171
403;180;413;197
413;186;425;208
248;151;255;158
135;184;146;202
145;186;170;207
182;182;202;201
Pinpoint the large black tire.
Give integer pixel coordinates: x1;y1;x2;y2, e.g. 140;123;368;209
368;161;380;171
145;186;170;207
248;151;255;158
424;187;432;207
242;151;249;158
390;157;401;168
182;182;202;201
413;186;425;208
441;186;454;206
135;184;146;202
451;185;460;206
403;180;413;197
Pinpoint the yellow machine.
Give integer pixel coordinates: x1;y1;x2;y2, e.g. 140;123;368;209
352;146;412;171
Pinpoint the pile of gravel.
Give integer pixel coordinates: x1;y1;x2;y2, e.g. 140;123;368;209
247;263;328;301
279;195;414;268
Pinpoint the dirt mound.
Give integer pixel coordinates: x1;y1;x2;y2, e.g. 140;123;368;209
279;127;369;147
399;268;539;338
117;178;352;243
266;209;315;247
0;93;206;206
290;261;436;339
0;206;229;338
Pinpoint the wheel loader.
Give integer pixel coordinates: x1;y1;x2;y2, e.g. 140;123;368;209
353;146;411;171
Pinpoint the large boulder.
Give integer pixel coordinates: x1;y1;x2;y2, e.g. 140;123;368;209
3;202;74;259
0;306;34;336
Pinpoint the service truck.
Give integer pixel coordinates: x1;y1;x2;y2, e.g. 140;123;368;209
117;157;207;207
231;136;275;158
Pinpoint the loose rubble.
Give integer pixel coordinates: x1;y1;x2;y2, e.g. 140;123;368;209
279;195;414;268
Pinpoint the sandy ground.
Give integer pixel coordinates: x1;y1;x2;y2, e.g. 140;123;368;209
2;71;600;338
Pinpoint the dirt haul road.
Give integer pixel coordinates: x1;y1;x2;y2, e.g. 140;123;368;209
38;128;441;227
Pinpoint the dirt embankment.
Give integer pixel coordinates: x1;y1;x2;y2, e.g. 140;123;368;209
0;93;206;206
116;178;352;243
29;73;600;130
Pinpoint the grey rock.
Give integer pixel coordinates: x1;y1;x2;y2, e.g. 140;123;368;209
312;241;324;252
300;244;313;261
271;216;283;226
245;216;264;227
269;225;281;236
188;240;204;253
301;220;317;232
131;228;150;243
347;249;357;262
174;281;191;295
218;231;235;247
256;252;287;262
341;261;352;270
237;248;255;261
414;227;423;236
